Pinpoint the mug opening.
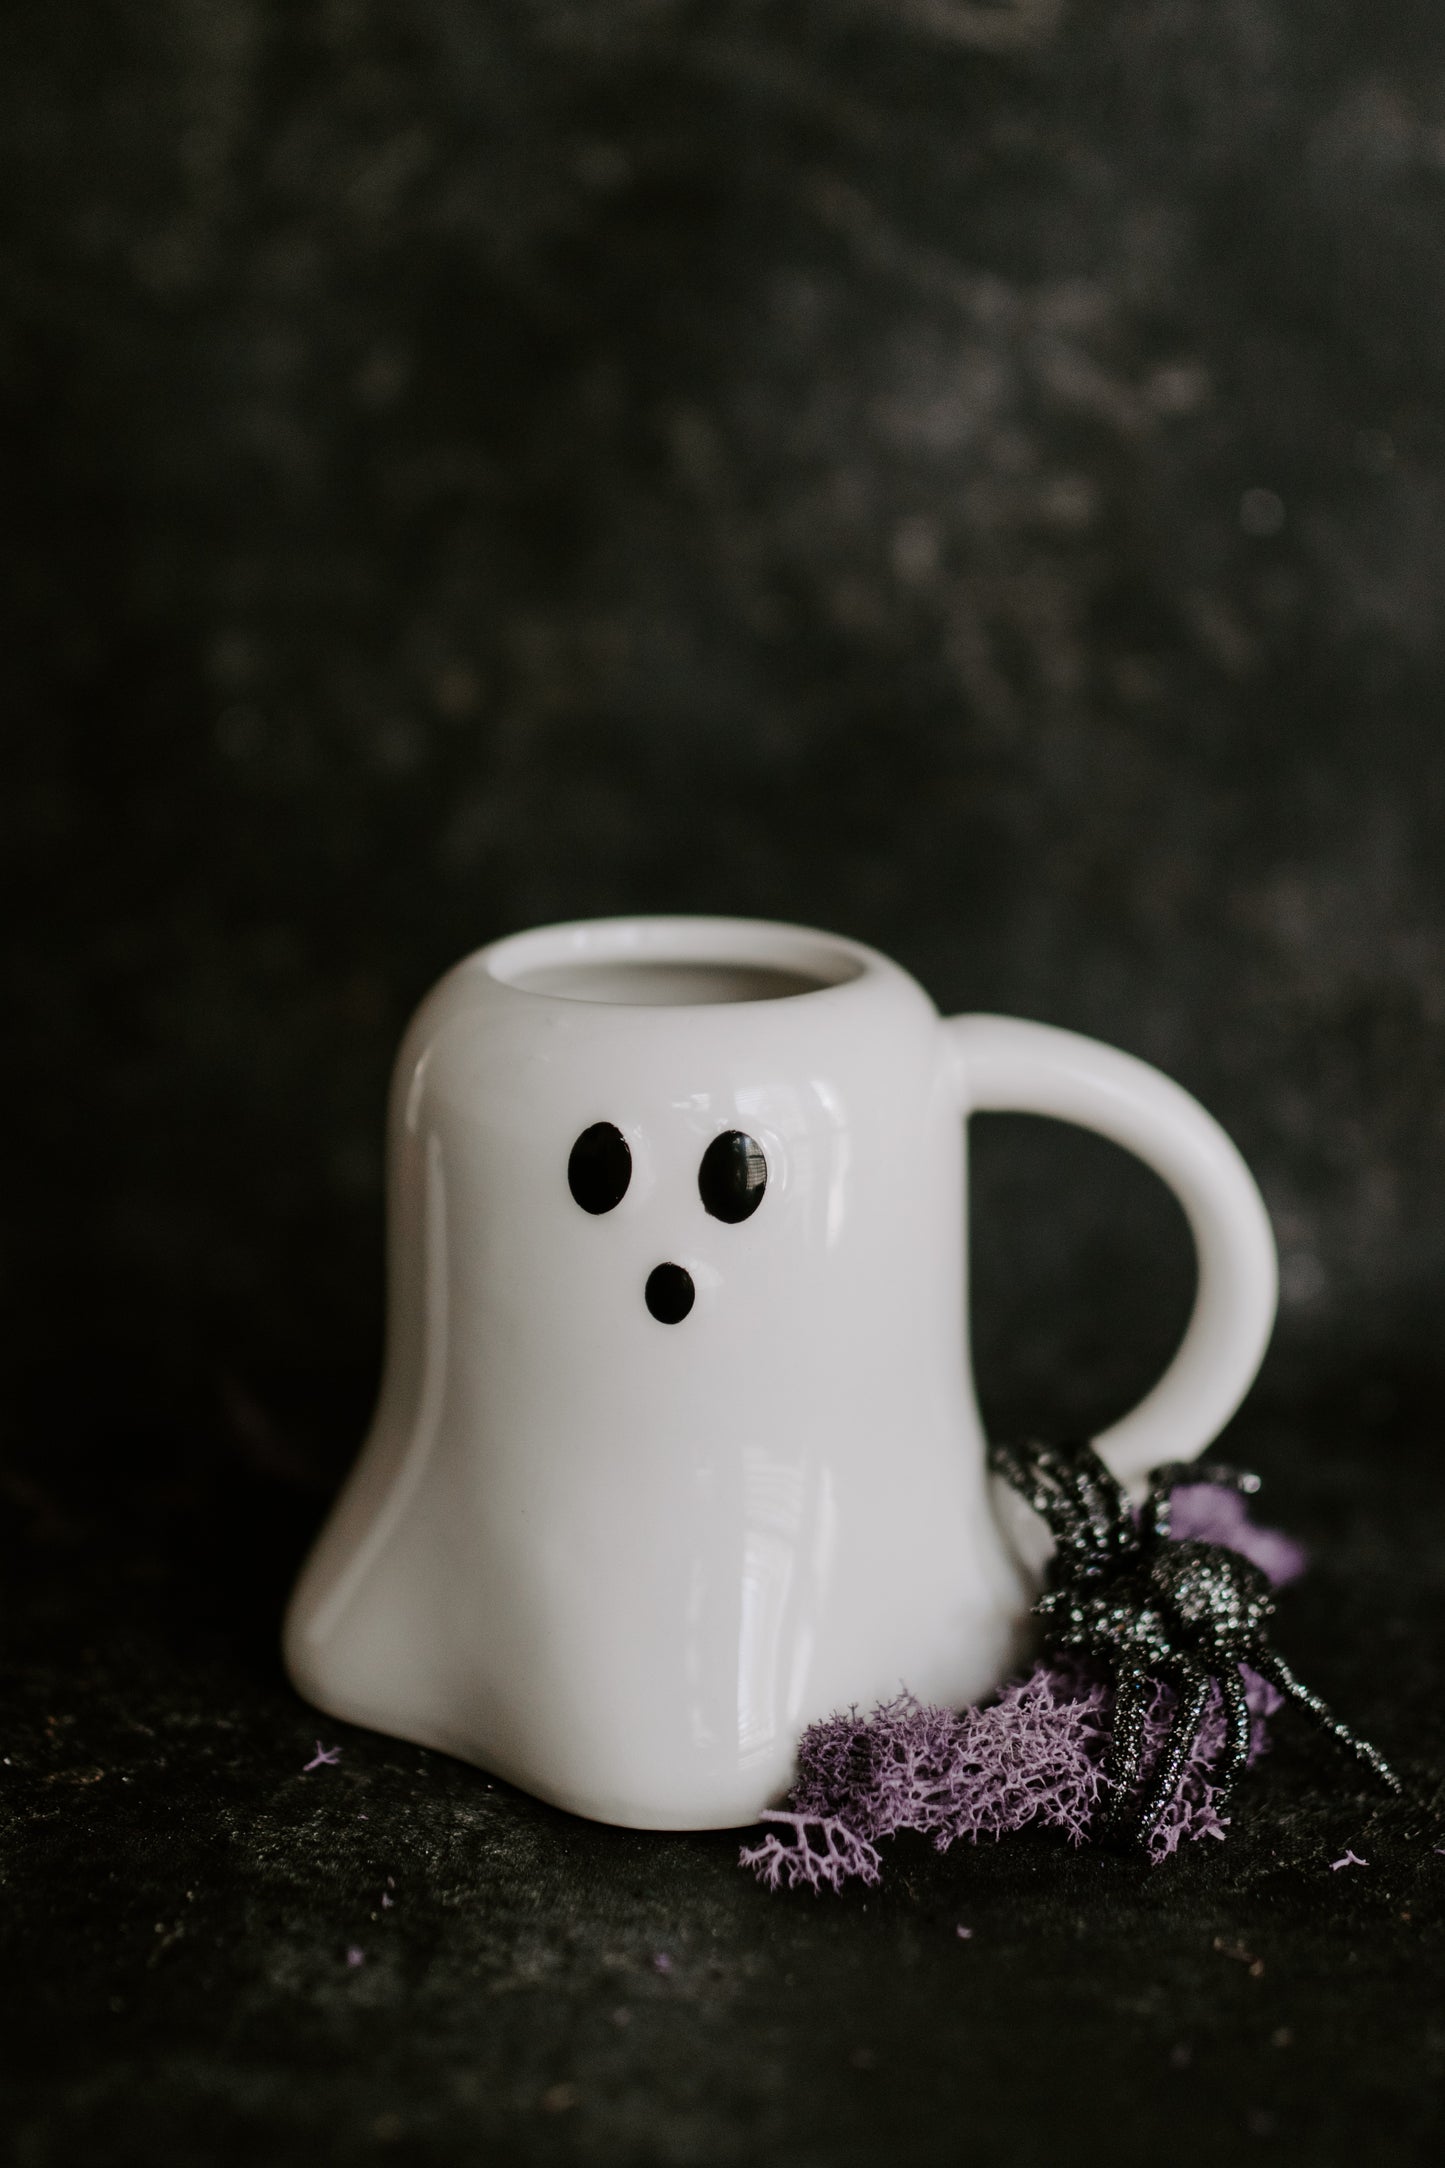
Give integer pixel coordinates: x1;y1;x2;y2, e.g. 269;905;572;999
482;919;870;1008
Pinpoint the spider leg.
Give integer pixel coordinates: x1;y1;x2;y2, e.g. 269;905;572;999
1032;1440;1103;1550
1153;1460;1261;1497
1215;1662;1254;1797
1098;1662;1152;1832
1130;1663;1215;1850
1141;1469;1177;1546
1254;1650;1404;1796
988;1437;1038;1508
1143;1461;1261;1546
990;1439;1096;1564
1059;1439;1136;1558
988;1437;1059;1513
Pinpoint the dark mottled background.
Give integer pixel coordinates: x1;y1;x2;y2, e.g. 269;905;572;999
4;4;1445;2164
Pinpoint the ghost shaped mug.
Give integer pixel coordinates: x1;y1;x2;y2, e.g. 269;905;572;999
284;915;1277;1829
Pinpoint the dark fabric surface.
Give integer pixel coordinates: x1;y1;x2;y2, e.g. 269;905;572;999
4;1401;1442;2166
5;2;1445;2160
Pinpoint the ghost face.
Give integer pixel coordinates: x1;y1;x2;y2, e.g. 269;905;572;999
566;1119;768;1324
410;955;963;1568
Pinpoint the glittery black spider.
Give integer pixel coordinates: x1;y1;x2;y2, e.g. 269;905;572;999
989;1438;1402;1848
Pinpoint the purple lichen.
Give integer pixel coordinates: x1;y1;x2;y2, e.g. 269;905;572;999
742;1663;1280;1889
1168;1483;1306;1587
789;1668;1112;1853
738;1812;883;1894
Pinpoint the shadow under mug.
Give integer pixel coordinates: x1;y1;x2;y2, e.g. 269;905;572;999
284;916;1277;1829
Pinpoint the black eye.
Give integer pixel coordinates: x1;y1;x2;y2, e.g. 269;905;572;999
698;1130;767;1223
568;1122;632;1214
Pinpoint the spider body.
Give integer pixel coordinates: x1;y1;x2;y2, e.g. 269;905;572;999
990;1438;1401;1847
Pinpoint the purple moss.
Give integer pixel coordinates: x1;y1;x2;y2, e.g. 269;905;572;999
738;1813;883;1894
790;1668;1111;1853
1168;1483;1306;1587
742;1478;1295;1890
743;1663;1281;1888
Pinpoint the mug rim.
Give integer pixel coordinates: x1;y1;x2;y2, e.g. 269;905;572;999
477;914;893;1011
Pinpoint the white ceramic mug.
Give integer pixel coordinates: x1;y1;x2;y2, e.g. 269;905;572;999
284;916;1276;1829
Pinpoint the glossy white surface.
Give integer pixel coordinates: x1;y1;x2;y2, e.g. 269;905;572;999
283;916;1277;1829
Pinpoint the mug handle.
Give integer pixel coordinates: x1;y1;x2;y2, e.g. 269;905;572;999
946;1014;1277;1486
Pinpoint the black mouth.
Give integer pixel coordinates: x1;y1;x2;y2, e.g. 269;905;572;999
645;1262;695;1324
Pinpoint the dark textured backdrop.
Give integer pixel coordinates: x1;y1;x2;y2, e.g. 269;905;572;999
4;5;1445;2164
